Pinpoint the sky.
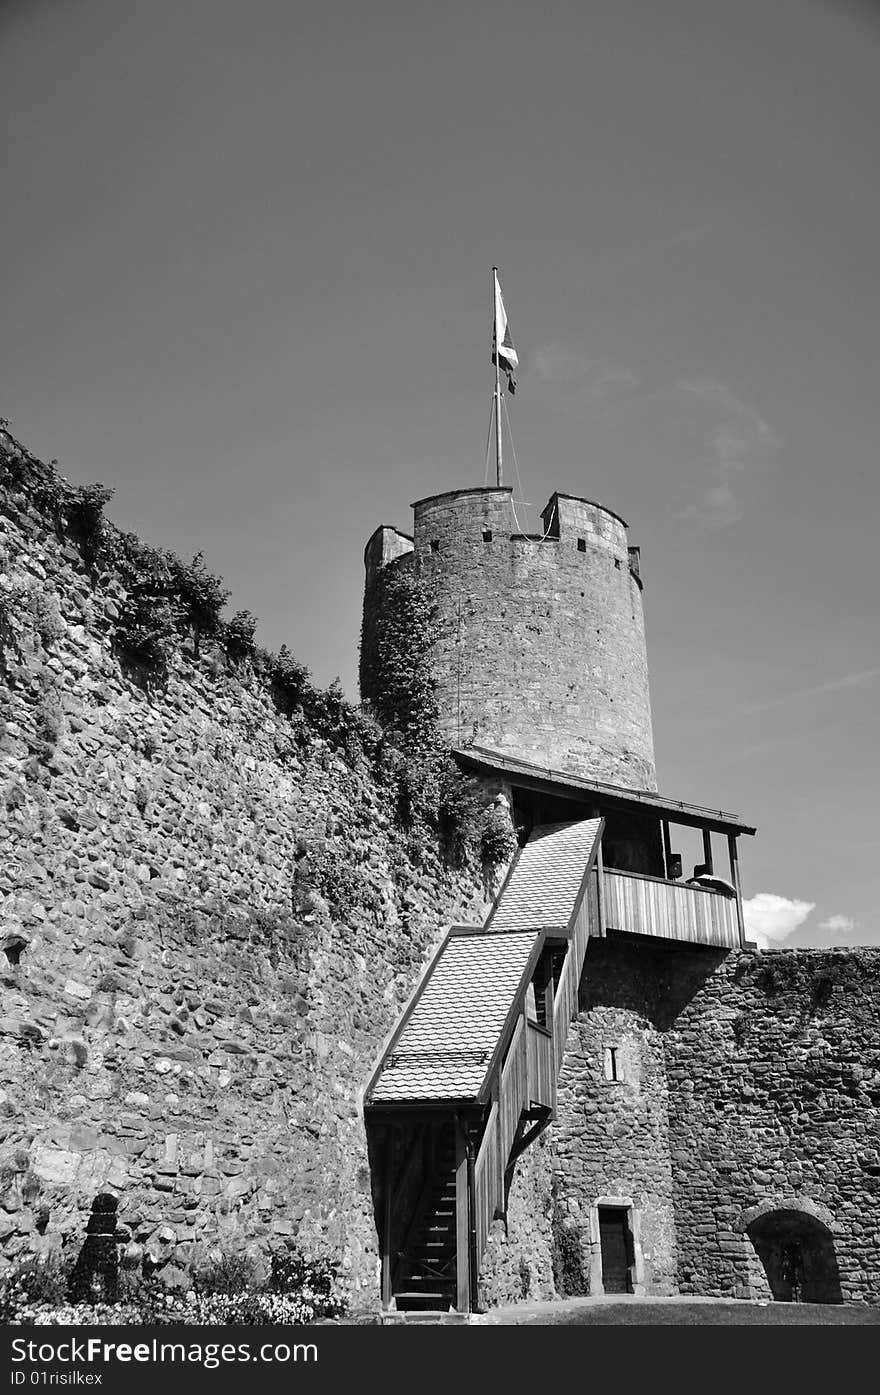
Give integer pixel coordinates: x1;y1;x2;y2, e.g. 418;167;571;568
2;0;879;949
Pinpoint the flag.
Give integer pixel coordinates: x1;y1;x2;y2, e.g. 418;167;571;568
492;269;518;394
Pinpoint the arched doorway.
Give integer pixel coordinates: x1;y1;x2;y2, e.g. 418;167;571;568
745;1207;842;1304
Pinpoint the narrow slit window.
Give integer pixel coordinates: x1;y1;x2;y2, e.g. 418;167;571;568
604;1046;621;1081
482;529;493;542
577;537;587;552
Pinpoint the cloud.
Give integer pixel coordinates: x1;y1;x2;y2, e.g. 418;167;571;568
784;912;880;949
531;342;637;416
742;892;815;948
743;899;878;950
676;379;780;526
819;914;856;936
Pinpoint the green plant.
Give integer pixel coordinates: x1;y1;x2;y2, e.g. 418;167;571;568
106;535;182;679
551;1210;587;1297
225;609;258;663
265;645;310;716
359;566;439;746
28;587;65;648
67;482;114;566
167;551;229;656
479;802;518;868
0;1252;75;1322
191;1249;259;1295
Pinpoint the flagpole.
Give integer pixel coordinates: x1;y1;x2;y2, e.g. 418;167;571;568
493;266;503;488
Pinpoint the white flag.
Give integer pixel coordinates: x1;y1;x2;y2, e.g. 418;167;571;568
492;270;518;392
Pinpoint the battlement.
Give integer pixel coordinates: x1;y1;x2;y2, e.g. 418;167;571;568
363;525;414;584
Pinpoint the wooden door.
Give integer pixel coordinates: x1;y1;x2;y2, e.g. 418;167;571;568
598;1207;631;1294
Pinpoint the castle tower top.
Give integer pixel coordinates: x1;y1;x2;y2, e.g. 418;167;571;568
362;487;656;791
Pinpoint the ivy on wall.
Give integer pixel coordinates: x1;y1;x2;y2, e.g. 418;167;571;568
359;564;439;747
1;422;492;871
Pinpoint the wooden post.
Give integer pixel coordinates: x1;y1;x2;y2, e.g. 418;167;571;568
466;1129;479;1312
544;976;557;1120
493;1084;505;1215
728;834;745;948
595;841;606;938
381;1129;394;1309
702;827;714;875
662;821;672;879
454;1115;470;1312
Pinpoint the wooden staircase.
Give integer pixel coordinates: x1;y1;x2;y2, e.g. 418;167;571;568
367;818;605;1315
392;1141;457;1311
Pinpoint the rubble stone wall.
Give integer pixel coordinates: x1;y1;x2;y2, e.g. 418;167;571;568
666;946;880;1305
0;447;489;1307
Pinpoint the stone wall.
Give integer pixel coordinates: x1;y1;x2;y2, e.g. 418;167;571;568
666;946;880;1305
512;938;880;1307
363;487;656;790
0;440;490;1305
547;936;692;1297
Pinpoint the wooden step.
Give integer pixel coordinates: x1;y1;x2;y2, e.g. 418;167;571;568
394;1293;453;1312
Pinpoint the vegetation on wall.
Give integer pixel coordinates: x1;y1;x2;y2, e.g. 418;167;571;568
1;422;492;870
359;563;439;745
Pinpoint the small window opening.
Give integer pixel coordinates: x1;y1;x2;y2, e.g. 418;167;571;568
604;1046;621;1081
482;529;493;542
577;537;587;552
430;539;440;552
614;557;622;569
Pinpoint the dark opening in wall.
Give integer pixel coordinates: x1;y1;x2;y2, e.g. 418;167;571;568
577;537;587;552
482;530;493;542
614;558;622;569
598;1206;634;1293
430;539;440;552
604;1046;621;1081
3;936;26;967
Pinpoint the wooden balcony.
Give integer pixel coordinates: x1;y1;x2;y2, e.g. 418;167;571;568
602;867;742;949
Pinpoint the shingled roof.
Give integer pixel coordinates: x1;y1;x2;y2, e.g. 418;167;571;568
368;929;540;1104
367;819;603;1108
485;818;602;933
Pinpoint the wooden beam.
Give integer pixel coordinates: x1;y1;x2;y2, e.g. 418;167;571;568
544;976;557;1120
728;833;745;948
702;828;714;875
662;821;672;879
454;1116;470;1313
381;1128;394;1309
466;1129;479;1311
595;841;606;938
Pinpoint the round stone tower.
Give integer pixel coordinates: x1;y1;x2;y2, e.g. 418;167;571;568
361;486;657;792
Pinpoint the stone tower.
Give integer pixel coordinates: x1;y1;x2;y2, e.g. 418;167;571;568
361;484;656;791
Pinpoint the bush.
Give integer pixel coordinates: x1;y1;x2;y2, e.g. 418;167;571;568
67;483;114;566
0;1252;74;1323
0;1244;347;1326
479;802;518;869
168;551;229;655
225;609;258;663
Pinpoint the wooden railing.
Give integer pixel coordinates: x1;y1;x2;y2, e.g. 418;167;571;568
474;858;602;1269
499;1015;527;1161
474;1099;500;1267
603;868;740;948
552;866;596;1073
474;1011;530;1267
